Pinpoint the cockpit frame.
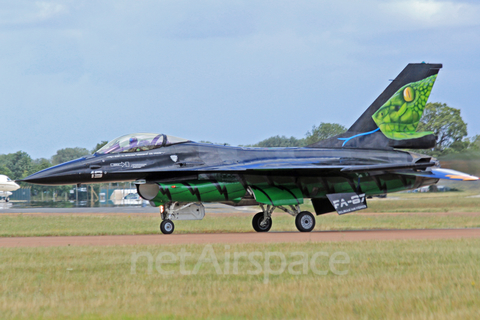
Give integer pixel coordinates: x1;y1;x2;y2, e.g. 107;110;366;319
95;133;190;155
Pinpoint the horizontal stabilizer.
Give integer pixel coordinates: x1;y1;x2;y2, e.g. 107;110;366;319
397;168;479;181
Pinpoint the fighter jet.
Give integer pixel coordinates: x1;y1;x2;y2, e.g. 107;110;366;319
22;63;478;234
0;174;20;202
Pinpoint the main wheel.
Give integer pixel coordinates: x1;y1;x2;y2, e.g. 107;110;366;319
295;211;315;232
252;212;272;232
160;219;175;234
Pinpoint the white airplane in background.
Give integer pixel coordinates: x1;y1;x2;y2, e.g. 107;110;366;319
0;174;20;202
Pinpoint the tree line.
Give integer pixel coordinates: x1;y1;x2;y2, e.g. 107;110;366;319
248;103;480;157
0;102;478;199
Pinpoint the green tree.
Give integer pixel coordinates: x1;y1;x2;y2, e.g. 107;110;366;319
0;151;33;180
26;158;58;197
468;135;480;151
417;103;468;154
253;135;306;148
305;123;347;145
91;141;109;154
0;164;13;177
30;158;53;174
199;141;231;146
52;147;90;165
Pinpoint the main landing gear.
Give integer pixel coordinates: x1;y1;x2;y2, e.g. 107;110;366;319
252;207;273;232
295;211;316;232
252;205;316;233
156;201;316;234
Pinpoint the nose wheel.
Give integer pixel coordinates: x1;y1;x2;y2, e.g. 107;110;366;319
295;211;316;232
160;219;175;234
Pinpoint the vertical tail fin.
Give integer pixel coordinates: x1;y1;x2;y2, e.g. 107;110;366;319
309;63;442;149
349;63;442;132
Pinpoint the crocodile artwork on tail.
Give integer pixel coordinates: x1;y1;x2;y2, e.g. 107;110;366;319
372;74;437;140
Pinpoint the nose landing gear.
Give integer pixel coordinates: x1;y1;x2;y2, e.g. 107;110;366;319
160;219;175;234
158;202;206;234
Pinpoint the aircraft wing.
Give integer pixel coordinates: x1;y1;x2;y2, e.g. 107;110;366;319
107;158;436;174
166;159;438;173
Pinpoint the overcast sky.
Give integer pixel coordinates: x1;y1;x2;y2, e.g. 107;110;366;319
1;0;479;159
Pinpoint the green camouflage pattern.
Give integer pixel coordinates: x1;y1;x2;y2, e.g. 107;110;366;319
150;181;246;205
372;74;437;140
148;174;419;206
249;184;304;206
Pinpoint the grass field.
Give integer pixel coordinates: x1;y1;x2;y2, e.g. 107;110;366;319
2;192;480;319
1;239;479;319
1;192;480;237
361;192;480;213
2;210;480;237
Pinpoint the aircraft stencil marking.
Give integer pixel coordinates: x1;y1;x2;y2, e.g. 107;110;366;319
110;162;130;168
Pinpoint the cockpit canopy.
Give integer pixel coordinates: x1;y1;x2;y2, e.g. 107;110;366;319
95;133;189;155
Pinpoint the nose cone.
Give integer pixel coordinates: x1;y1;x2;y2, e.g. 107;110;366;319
12;182;20;191
22;157;90;185
22;168;63;185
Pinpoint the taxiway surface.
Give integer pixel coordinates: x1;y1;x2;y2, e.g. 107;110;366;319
1;228;479;248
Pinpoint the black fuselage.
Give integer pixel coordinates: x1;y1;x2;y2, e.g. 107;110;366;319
23;143;437;202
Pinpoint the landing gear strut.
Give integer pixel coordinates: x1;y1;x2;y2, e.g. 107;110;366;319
159;203;179;235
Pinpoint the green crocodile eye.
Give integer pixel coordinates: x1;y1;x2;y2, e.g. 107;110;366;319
403;87;414;102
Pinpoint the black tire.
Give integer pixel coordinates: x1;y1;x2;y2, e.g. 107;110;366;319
252;212;272;232
295;211;315;232
160;219;175;234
